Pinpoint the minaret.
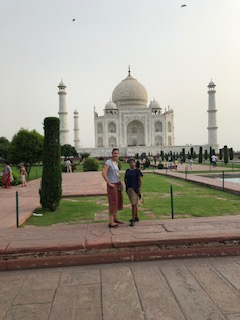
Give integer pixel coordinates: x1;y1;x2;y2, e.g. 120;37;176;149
58;80;69;145
207;80;218;148
73;110;81;151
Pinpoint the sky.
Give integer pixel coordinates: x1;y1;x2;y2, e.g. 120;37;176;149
1;0;240;151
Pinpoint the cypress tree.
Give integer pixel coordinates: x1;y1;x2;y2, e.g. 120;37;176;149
40;117;62;211
223;145;229;165
198;147;203;163
229;148;234;160
204;150;208;161
182;148;185;162
219;148;223;160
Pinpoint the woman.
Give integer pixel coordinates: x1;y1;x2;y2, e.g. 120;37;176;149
124;158;143;227
20;164;27;187
102;148;123;228
2;161;11;189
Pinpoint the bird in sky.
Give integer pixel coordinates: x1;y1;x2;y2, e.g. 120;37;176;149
181;4;186;7
72;19;75;21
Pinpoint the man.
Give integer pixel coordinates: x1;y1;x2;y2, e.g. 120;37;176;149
124;158;143;227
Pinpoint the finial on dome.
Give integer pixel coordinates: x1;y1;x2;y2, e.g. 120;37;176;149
128;65;131;76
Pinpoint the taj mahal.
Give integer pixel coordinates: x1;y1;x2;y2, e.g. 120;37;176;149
57;68;219;157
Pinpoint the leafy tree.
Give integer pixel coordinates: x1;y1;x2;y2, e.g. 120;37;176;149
80;152;90;161
223;145;229;165
61;144;78;157
229;148;234;160
0;137;10;159
40;117;62;211
8;129;43;178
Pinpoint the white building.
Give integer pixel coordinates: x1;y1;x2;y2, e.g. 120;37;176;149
58;71;219;157
93;69;174;157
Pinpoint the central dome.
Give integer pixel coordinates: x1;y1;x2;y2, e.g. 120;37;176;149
112;74;148;107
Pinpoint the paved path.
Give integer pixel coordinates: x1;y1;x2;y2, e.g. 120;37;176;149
1;256;240;320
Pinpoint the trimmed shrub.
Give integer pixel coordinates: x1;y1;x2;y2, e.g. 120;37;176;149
40;117;62;211
83;157;99;171
158;163;164;169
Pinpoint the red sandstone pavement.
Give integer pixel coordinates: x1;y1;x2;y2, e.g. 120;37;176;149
0;167;240;271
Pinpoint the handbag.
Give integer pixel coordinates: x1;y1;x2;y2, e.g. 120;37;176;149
118;181;123;192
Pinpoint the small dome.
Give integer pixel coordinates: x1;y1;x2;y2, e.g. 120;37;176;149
208;80;215;87
105;100;117;110
58;79;66;87
112;74;148;107
149;100;161;109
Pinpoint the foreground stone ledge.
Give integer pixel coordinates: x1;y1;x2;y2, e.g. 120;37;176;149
1;239;240;271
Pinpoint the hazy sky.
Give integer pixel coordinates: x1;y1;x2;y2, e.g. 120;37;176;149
1;0;239;151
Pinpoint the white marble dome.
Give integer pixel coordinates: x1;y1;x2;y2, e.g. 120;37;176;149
112;74;148;107
105;100;117;110
149;100;161;109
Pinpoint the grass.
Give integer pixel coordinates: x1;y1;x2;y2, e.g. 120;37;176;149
23;173;240;227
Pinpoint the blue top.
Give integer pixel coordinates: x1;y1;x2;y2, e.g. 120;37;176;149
124;168;143;193
105;159;120;183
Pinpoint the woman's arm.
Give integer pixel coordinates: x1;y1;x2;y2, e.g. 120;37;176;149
102;164;114;187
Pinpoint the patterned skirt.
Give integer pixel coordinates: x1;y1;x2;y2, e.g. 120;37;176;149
107;183;123;214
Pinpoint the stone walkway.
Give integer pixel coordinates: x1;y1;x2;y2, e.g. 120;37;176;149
1;257;240;320
0;166;240;271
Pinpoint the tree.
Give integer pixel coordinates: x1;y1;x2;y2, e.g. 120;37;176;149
40;117;62;211
219;148;223;160
223;145;229;165
8;129;43;178
204;150;208;161
229;148;234;160
198;147;203;163
0;137;10;159
61;144;78;157
182;148;185;162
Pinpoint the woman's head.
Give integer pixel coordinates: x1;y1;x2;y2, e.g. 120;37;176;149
112;148;119;160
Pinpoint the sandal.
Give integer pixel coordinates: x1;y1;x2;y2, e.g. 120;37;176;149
108;223;119;228
114;219;124;224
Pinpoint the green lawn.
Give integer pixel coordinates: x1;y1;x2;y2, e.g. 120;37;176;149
23;173;240;227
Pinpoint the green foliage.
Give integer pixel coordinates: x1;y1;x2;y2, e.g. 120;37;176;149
11;171;20;186
223;145;229;164
83;157;99;171
204;149;208;160
61;144;78;157
198;146;203;163
229;148;234;160
182;148;185;162
40;117;62;211
80;152;90;161
219;149;223;160
157;163;164;169
8;129;43;178
0;137;10;159
145;159;150;168
117;159;122;170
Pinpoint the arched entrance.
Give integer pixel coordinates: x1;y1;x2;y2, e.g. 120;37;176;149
127;120;145;146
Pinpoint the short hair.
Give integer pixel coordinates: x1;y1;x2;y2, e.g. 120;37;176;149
112;148;119;154
128;158;135;163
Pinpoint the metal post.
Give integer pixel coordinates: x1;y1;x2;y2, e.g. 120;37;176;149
16;191;19;228
222;170;224;191
170;185;174;219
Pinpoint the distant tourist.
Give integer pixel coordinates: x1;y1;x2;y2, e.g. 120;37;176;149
189;158;193;170
124;158;143;227
211;154;217;167
2;161;12;189
102;148;123;228
20;164;27;187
